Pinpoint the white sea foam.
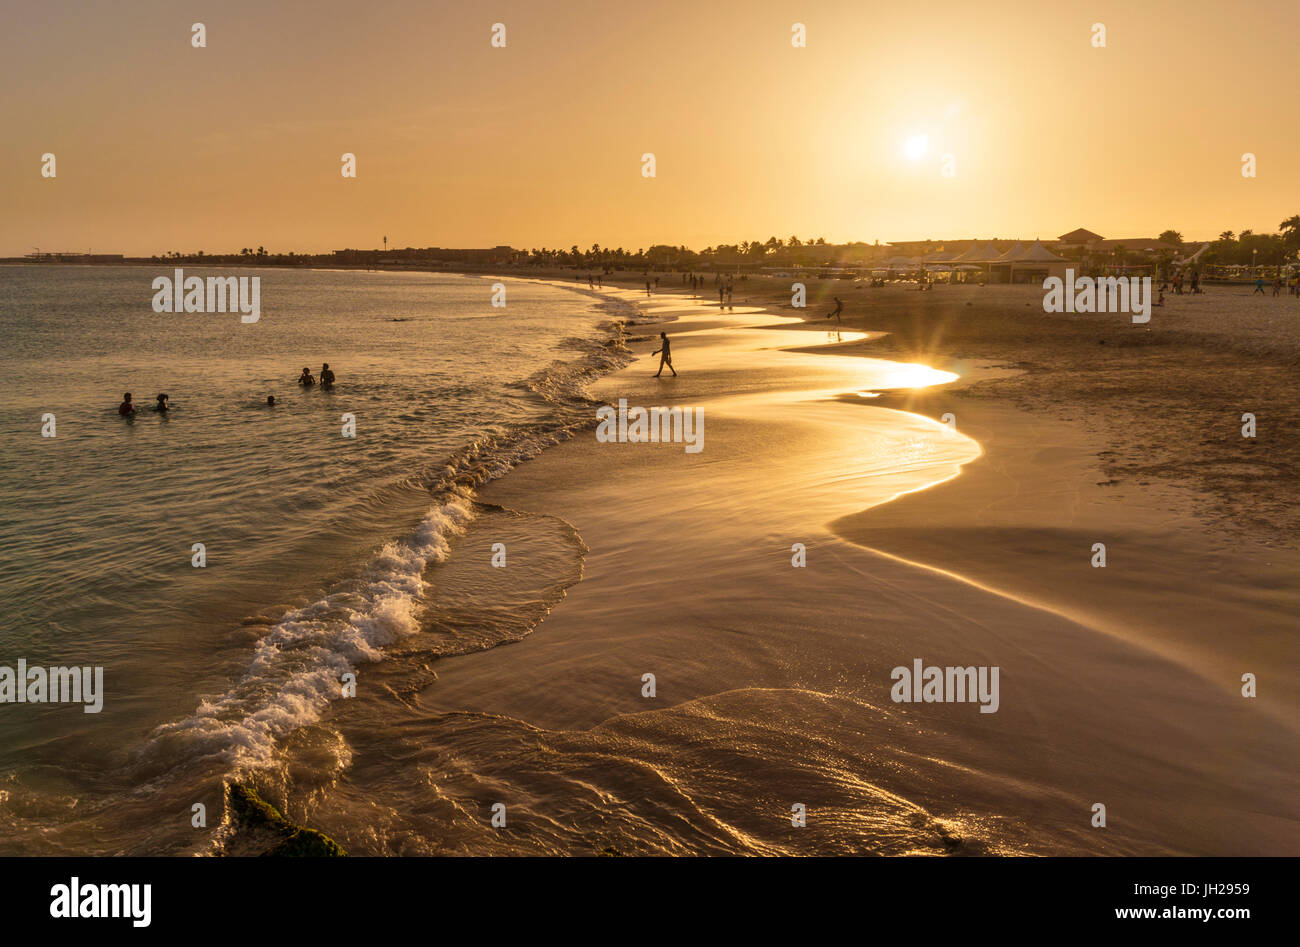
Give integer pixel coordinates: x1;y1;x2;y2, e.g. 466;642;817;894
147;492;474;771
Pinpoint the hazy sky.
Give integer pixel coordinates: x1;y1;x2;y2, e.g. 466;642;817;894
4;0;1298;256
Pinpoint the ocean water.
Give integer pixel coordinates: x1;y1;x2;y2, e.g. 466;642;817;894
0;265;630;854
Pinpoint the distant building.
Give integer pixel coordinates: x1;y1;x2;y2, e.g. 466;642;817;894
1056;229;1184;257
1057;228;1105;248
331;246;517;265
25;252;124;263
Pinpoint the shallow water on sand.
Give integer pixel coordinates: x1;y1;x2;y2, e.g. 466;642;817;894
284;290;999;856
1;274;988;855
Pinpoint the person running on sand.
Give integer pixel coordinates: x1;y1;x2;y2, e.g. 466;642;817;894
827;296;843;323
652;332;677;377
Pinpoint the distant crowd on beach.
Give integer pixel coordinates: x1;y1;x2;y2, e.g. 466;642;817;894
116;363;338;416
1249;273;1300;296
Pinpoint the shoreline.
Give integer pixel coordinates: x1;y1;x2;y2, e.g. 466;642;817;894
396;277;1299;855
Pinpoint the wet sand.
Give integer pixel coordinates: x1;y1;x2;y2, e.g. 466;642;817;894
399;280;1299;856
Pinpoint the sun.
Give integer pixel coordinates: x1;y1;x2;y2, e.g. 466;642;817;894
903;134;930;161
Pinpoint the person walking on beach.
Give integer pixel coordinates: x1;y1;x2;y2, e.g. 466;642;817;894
652;332;677;377
827;296;843;323
118;393;135;416
726;285;734;308
320;363;336;389
298;367;315;387
1254;276;1266;294
645;280;652;297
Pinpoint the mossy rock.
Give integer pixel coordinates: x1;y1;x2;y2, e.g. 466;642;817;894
264;826;348;858
226;782;347;857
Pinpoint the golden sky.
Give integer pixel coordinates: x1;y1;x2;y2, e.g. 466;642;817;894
4;0;1298;256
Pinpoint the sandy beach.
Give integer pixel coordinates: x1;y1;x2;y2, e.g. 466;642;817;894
362;275;1300;856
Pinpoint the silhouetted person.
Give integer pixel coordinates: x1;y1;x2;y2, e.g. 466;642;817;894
298;367;315;387
645;281;652;297
118;393;135;416
267;395;276;406
154;393;169;413
827;296;843;323
320;363;336;389
652;332;677;377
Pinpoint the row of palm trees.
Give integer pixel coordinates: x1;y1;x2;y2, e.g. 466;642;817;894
1203;217;1300;266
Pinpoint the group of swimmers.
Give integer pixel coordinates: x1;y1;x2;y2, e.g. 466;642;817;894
117;363;338;415
118;393;171;416
298;363;336;389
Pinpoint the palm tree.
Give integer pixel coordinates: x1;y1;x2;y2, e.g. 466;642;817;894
1279;216;1300;254
1219;231;1235;242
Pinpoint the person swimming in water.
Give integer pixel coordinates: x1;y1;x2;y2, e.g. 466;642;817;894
154;393;170;413
266;395;276;406
320;363;336;389
118;393;135;416
298;367;315;387
652;332;677;377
